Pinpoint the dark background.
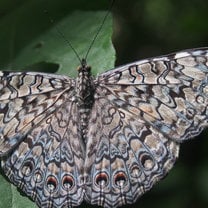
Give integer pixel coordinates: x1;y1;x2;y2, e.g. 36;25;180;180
0;0;208;207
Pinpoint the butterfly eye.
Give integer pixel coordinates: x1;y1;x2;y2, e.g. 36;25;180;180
114;172;127;188
95;172;109;187
140;154;155;170
62;175;74;190
21;161;34;176
46;176;58;192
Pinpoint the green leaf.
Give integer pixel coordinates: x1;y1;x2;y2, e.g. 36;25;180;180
0;174;12;208
0;1;115;208
0;0;115;76
11;10;115;77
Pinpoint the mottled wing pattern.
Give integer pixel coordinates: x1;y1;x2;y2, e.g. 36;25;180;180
0;48;208;208
0;72;85;207
84;48;208;207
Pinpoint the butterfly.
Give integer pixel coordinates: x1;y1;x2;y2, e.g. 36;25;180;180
0;47;207;207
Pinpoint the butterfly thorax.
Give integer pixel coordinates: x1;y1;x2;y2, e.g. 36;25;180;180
75;63;95;144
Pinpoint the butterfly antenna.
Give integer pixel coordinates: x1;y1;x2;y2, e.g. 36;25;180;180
44;10;82;64
84;0;115;62
44;0;115;66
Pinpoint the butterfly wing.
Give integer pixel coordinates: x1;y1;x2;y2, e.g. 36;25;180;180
84;48;208;207
0;72;85;207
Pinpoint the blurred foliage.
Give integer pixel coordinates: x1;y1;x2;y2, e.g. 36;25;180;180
0;0;114;76
0;0;208;208
113;0;208;65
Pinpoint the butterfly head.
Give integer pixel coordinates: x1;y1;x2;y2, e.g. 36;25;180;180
77;58;91;73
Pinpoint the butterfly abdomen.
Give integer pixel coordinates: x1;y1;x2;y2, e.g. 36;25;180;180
76;65;95;143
